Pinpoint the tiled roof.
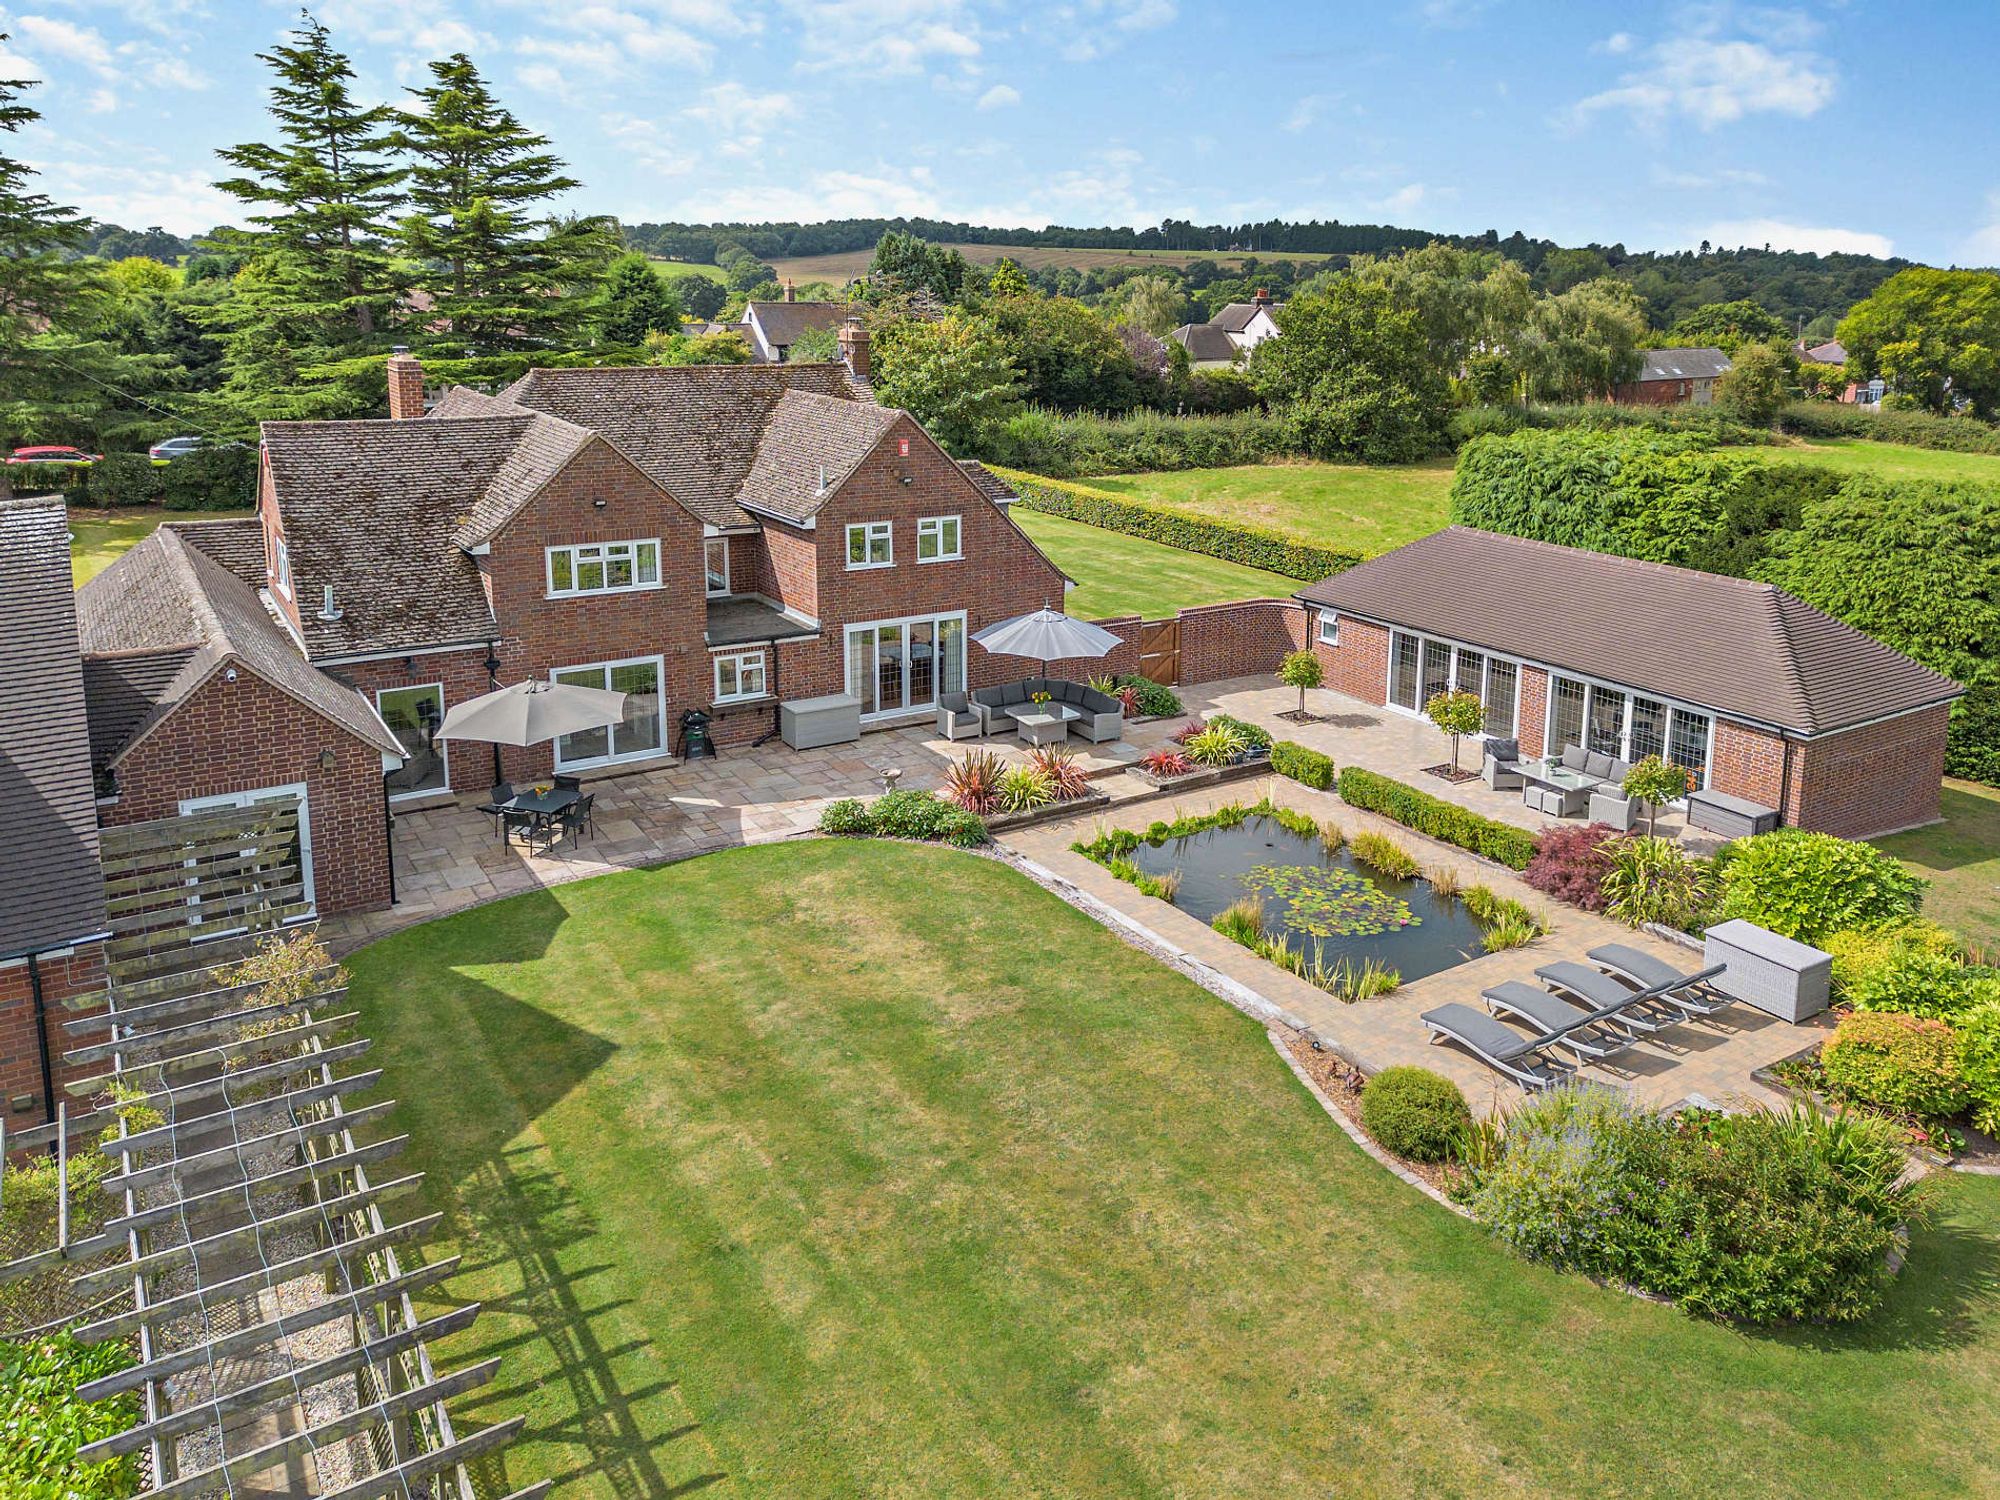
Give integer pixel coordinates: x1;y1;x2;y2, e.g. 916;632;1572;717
745;300;854;351
1170;323;1240;362
1296;527;1960;737
260;416;518;657
1800;339;1848;364
77;526;406;763
1636;347;1733;382
483;362;867;528
955;460;1017;505
1211;301;1278;332
736;391;902;524
0;498;106;959
165;516;267;587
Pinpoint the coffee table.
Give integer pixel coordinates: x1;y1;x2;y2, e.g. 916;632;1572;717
1013;703;1080;745
1515;757;1594;817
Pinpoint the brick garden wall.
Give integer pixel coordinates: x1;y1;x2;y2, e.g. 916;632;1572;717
0;944;105;1133
102;668;393;916
1180;599;1306;683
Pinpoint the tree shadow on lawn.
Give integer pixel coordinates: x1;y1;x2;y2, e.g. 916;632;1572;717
352;886;725;1499
1875;783;2000;874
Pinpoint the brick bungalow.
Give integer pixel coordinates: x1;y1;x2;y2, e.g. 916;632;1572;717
1611;346;1733;406
0;497;108;1130
1297;527;1960;839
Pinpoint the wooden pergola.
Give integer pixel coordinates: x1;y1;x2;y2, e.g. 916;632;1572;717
0;799;547;1499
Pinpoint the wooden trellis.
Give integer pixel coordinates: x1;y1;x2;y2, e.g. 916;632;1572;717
0;799;547;1500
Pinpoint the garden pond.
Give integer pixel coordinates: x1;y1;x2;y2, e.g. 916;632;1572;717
1121;813;1488;983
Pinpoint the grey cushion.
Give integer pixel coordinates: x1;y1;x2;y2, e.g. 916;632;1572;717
940;691;969;711
1053;680;1086;705
1484;736;1519;764
1584;751;1615;781
1607;757;1632;784
1000;681;1028;706
1560;745;1589;772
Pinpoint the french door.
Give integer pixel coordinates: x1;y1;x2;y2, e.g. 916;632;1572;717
846;613;965;719
179;782;315;923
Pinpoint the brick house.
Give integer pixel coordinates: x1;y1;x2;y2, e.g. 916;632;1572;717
0;498;109;1129
54;342;1059;918
1296;527;1960;839
1611;346;1734;406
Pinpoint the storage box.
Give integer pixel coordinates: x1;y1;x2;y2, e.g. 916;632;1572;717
1703;918;1831;1022
780;693;862;750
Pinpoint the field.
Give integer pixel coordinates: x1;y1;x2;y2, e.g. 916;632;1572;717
1749;436;2000;484
765;242;1332;286
349;839;2000;1499
1877;778;2000;957
68;506;254;584
1014;507;1298;619
646;258;729;286
1082;459;1456;556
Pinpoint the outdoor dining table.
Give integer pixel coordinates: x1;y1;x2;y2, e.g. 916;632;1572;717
1514;757;1594;818
1012;703;1080;746
481;784;580;844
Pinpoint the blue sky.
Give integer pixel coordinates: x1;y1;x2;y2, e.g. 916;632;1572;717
1;0;1994;265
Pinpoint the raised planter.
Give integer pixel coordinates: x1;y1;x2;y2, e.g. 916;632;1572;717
985;790;1111;833
1125;753;1271;793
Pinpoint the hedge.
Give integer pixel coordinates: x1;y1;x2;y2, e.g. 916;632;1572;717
989;465;1362;583
2;449;257;510
984;404;1300;478
1271;739;1334;789
1336;765;1541;870
1777;400;2000;454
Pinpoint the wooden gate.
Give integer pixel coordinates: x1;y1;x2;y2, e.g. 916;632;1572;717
1137;618;1180;685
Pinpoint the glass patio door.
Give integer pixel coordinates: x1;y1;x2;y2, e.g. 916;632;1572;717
1587;687;1628;756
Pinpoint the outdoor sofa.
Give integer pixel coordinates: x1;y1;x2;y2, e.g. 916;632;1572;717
1550;744;1640;827
969;678;1124;743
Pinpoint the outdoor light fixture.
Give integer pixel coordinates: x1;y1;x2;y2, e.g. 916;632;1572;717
593;498;608;509
318;748;337;772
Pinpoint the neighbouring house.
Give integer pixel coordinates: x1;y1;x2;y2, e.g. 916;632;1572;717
739;282;858;363
0;497;108;1128
1611;346;1733;406
1297;527;1959;839
1796;338;1847;365
1169;289;1284;369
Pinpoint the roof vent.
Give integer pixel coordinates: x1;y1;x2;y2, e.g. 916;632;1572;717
814;463;829;496
317;584;343;622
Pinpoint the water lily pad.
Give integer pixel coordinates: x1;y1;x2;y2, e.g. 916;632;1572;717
1242;863;1419;938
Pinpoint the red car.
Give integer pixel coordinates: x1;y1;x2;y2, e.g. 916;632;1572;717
8;445;102;465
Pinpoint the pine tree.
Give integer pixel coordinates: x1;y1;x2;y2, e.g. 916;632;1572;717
596;254;681;346
213;14;406;389
397;53;614;349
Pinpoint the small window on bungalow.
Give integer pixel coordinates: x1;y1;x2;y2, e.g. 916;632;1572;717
547;539;661;597
1318;610;1339;646
714;650;767;703
916;515;961;562
846;521;892;569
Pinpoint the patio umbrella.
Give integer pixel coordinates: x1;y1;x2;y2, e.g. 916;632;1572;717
971;606;1123;673
438;679;628;785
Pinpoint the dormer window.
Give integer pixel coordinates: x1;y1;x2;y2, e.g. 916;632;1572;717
547;539;661;597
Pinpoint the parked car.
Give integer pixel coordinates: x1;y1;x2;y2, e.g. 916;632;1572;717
149;435;206;462
7;444;102;466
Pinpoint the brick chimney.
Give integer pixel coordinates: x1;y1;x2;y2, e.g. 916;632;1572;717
1253;288;1272;307
387;348;425;420
838;317;870;380
782;278;796;304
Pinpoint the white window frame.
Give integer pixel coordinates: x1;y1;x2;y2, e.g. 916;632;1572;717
179;782;314;920
1317;609;1340;646
1382;628;1522;737
843;610;967;721
272;537;292;600
916;514;962;563
376;682;448;803
704;537;731;597
545;538;662;599
549;653;667;771
712;649;768;704
1542;670;1718;792
846;521;893;570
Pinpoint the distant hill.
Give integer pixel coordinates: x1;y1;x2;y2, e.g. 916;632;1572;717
623;215;1918;331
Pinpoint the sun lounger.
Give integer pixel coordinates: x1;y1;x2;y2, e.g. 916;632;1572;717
1479;981;1646;1064
1420;1002;1577;1092
1585;944;1734;1019
1532;961;1683;1034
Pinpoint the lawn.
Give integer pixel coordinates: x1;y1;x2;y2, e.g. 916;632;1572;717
349;840;2000;1499
1082;459;1456;557
1746;437;2000;485
1014;507;1298;619
68;506;253;584
1878;777;2000;957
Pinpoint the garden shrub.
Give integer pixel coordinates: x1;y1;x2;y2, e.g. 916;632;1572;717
818;798;871;836
1183;723;1247;766
0;1333;140;1500
1336;765;1540;870
160;444;259;510
987;404;1300;478
1821;1012;1969;1119
996;764;1057;813
1270;739;1334;789
1;461;90;496
1206;713;1272;750
1778;400;2000;454
1521;823;1619;911
988;465;1362;583
818;792;987;846
1841;941;1990;1021
1715;829;1924;945
1599;835;1717;932
1359;1066;1472;1163
1117;675;1183;717
1957;1002;2000;1135
1825;919;1963;998
89;452;163;506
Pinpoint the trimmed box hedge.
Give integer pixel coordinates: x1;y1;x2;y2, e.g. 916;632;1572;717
1271;739;1334;790
989;465;1362;583
1337;765;1540;870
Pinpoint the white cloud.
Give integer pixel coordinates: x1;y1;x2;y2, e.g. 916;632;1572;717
11;16;115;72
0;33;46;83
27;157;238;235
1376;183;1427;216
1419;0;1493;28
1700;219;1894;257
682;80;796;157
1596;30;1634;55
85;85;118;113
5;13;208;91
603;114;693;177
780;0;981;76
975;82;1019;110
1282;93;1329;133
1651;164;1772;190
1960;192;2000;267
682;164;947;223
1052;0;1176;62
1565;10;1835;130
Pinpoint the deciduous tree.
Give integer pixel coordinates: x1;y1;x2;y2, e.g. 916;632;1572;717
870;311;1022;454
1836;268;2000;417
